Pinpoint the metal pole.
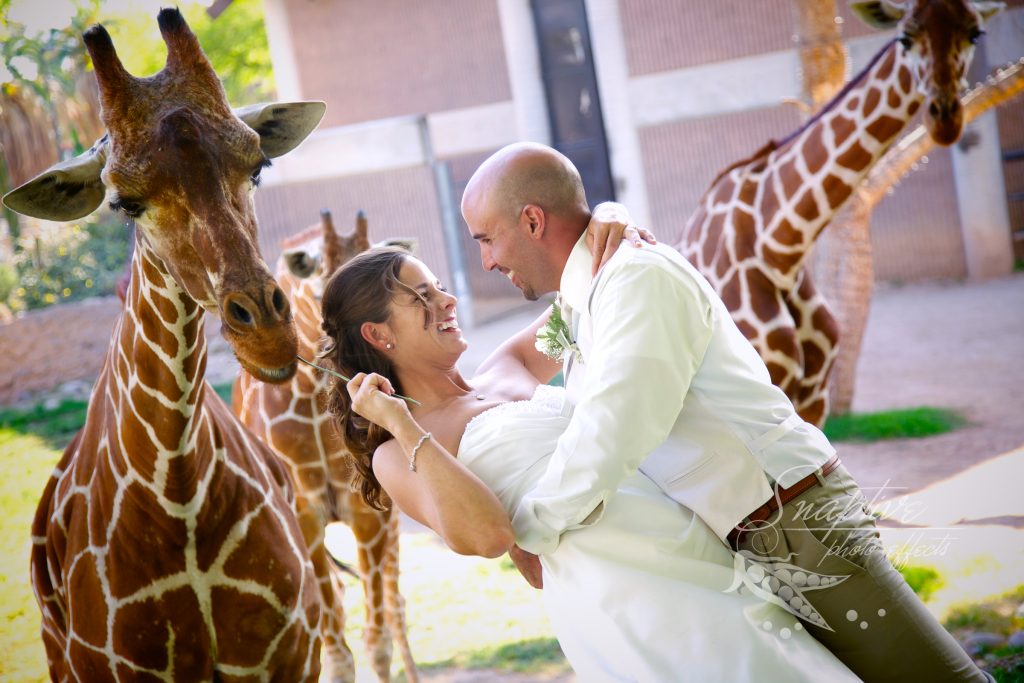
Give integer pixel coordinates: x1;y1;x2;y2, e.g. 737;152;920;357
417;115;475;329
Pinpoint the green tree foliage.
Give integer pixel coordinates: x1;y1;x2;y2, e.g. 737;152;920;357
1;0;275;313
0;0;101;156
8;211;130;312
101;0;276;106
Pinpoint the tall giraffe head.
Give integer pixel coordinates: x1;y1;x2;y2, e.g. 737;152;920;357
851;0;1004;145
282;210;416;298
3;8;325;383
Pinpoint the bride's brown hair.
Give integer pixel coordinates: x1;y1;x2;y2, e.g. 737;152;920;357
320;246;412;510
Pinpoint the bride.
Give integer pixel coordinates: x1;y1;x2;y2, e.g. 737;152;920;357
319;243;857;682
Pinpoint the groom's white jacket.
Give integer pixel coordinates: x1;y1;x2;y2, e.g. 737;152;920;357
511;235;835;554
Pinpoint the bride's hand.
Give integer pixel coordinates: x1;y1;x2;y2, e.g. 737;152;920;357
585;201;656;276
347;372;410;432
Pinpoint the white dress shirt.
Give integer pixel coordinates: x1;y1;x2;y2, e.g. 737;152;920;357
511;234;834;553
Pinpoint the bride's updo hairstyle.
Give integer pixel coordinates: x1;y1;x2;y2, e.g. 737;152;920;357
321;246;411;510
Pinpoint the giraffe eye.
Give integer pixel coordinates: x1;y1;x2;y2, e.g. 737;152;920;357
110;198;144;218
968;28;984;45
250;158;271;187
898;34;914;50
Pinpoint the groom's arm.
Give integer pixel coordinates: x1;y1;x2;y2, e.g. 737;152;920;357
511;258;714;555
475;204;652;384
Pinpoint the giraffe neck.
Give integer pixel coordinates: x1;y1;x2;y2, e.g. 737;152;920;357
759;39;922;281
279;269;329;390
108;237;213;495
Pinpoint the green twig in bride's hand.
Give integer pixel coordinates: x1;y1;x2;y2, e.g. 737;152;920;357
296;356;421;405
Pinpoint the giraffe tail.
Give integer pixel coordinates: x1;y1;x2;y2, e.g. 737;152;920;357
325;549;360;579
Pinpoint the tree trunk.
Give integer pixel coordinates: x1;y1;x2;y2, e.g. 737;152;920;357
0;146;21;247
793;0;847;110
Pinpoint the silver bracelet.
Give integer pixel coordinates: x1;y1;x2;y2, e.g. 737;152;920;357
409;431;431;472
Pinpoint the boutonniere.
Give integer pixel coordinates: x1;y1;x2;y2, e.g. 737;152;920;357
535;296;583;364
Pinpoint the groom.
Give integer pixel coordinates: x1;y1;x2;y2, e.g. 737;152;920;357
461;142;989;683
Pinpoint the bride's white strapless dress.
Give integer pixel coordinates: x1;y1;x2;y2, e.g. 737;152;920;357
458;385;857;682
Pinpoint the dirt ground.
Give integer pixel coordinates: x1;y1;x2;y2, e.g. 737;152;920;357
834;273;1024;506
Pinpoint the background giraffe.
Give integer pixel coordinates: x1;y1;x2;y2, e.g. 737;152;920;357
674;0;1004;426
235;210;419;683
2;10;332;681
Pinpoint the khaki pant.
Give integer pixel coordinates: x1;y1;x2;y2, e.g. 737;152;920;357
733;464;991;683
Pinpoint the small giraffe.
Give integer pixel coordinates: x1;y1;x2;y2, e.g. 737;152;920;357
675;0;1003;426
235;210;419;683
3;10;330;681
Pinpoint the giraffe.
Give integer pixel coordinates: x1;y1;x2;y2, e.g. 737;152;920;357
674;0;1004;426
2;9;333;681
234;209;419;683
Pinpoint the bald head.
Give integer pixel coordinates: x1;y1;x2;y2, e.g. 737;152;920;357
461;143;590;299
463;142;589;225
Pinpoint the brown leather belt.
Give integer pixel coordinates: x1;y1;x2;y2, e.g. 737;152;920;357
726;455;841;547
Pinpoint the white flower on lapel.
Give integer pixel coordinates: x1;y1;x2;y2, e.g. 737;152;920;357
535;296;583;364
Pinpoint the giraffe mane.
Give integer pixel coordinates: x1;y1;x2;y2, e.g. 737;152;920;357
774;38;899;151
280;224;323;250
708;140;781;186
704;40;898;188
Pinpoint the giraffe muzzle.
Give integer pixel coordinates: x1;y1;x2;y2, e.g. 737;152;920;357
925;96;964;146
220;283;298;383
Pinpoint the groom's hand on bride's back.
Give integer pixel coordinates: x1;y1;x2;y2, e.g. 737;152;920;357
586;201;657;276
509;544;543;589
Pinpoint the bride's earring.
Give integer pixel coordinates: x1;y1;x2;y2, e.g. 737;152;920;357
385;343;394;350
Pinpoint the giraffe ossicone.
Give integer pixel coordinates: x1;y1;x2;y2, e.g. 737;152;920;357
4;8;334;681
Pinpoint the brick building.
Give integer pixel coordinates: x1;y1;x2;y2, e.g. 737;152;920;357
254;0;1024;324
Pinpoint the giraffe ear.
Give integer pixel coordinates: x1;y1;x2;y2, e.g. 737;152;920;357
2;136;109;221
235;101;327;159
375;238;417;254
849;0;906;28
972;1;1005;21
283;247;321;279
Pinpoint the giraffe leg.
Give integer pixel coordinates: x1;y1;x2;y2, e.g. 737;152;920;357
297;495;356;683
786;268;840;428
380;513;419;683
350;492;395;682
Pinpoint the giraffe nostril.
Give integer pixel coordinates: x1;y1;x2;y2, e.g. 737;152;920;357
948;99;960;114
928;101;941;118
271;287;288;317
228;300;254;326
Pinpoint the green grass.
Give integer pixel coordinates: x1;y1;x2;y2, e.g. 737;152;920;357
330;527;567;679
824;406;966;443
0;399;89;449
0;429;565;681
461;637;566;672
0;382;236;449
898;564;945;602
944;585;1024;633
991;654;1024;683
944;585;1024;682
